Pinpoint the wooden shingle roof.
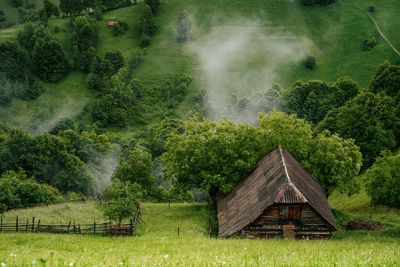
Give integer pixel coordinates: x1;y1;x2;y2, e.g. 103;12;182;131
216;146;337;237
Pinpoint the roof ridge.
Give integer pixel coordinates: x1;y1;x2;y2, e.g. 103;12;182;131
279;146;292;184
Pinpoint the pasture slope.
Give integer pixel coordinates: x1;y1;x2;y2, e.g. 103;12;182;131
1;0;400;131
0;198;399;266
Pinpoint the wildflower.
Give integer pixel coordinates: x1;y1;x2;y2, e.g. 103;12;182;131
69;262;74;267
1;262;7;267
163;255;169;259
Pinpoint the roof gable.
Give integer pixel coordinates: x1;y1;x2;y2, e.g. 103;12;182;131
217;146;337;237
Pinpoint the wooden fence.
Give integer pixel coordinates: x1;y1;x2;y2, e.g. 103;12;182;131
0;206;141;236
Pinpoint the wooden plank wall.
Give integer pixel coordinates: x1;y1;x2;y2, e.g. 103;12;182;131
236;204;332;239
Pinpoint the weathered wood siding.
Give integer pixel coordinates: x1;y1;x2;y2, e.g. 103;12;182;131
237;203;333;239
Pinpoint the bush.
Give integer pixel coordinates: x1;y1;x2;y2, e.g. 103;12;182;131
31;39;69;82
363;37;377;51
368;5;376;12
140;34;151;48
15;78;44;100
304;56;316;69
0;170;62;211
49;118;76;134
101;180;141;224
145;0;160;14
140;5;156;36
104;50;125;74
366;152;400;208
112;24;124;36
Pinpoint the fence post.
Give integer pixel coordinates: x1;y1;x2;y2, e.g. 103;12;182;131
32;217;35;232
130;219;133;235
0;216;2;232
37;219;41;232
93;222;96;235
16;216;18;232
25;218;28;232
67;221;71;234
178;226;180;236
208;206;212;238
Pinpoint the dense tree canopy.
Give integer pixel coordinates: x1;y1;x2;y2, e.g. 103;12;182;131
32;38;69;82
317;92;400;166
0;170;62;213
370;61;400;103
164;112;362;198
0;41;28;81
112;146;154;189
101;179;141;224
285;77;360;124
366;152;400;208
72;16;99;72
0;124;111;195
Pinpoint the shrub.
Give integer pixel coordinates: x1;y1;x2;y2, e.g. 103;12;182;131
104;50;125;74
363;37;377;51
49;118;76;134
368;5;376;12
140;34;151;48
112;24;124;36
31;39;69;82
366;152;400;208
101;180;141;224
304;56;316;69
140;5;156;36
145;0;160;14
15;78;44;100
0;170;62;211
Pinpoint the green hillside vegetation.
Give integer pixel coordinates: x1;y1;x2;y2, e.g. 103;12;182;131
0;202;399;266
1;0;400;131
0;2;400;264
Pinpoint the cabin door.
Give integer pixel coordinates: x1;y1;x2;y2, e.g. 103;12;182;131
279;205;302;224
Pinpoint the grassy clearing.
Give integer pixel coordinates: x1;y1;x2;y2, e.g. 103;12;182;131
0;71;94;133
1;202;400;266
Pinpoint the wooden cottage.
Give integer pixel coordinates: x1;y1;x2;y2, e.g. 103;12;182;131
107;20;118;28
217;146;337;239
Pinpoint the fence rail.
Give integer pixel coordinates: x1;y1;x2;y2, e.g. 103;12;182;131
0;206;141;236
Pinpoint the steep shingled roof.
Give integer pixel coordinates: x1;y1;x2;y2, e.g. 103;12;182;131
216;146;337;237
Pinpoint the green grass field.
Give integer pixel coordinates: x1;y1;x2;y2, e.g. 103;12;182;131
1;0;400;130
1;199;400;266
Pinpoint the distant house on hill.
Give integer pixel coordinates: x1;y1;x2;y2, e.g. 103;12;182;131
217;146;337;239
108;20;118;28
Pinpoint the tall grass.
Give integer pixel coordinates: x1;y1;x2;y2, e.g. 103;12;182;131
1;202;399;266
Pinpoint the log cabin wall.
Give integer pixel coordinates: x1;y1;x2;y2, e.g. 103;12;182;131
237;203;333;239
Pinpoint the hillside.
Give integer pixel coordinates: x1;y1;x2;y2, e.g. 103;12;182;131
0;2;400;263
0;201;399;266
1;0;400;131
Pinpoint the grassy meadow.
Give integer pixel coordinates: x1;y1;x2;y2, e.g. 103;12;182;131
0;200;400;266
1;0;400;130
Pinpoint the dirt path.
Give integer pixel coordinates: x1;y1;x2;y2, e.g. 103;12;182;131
350;4;400;57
